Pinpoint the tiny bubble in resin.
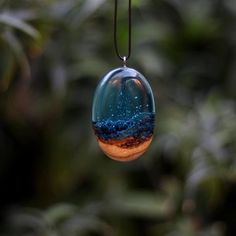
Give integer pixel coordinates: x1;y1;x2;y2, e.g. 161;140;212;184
92;67;156;161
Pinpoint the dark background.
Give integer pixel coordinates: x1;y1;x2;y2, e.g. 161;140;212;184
0;0;236;235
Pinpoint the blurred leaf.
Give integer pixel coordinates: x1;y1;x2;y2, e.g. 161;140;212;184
110;192;171;218
0;40;15;91
44;204;77;225
2;30;31;79
0;12;40;39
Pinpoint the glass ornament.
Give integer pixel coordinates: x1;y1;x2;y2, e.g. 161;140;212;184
92;67;155;161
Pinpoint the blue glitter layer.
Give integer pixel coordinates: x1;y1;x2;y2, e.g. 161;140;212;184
93;112;155;141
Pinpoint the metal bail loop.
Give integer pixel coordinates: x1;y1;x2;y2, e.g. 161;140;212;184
123;56;127;67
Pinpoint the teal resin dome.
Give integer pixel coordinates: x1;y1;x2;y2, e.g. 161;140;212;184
92;67;155;161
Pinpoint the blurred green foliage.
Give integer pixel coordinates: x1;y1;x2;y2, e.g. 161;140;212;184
0;0;236;235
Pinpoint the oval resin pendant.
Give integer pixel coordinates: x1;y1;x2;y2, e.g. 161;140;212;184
92;67;155;161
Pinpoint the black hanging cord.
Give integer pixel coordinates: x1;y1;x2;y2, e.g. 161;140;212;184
114;0;132;62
